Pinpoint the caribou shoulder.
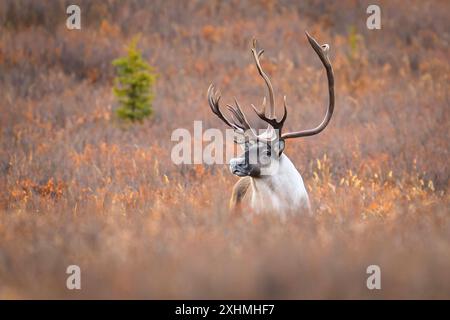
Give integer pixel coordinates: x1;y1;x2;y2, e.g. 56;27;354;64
229;177;252;211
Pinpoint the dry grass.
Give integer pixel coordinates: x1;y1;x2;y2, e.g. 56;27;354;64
0;0;449;299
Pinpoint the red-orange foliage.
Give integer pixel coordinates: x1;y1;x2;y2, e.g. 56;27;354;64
0;0;448;299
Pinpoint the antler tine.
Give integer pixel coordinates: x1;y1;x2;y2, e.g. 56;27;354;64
207;84;239;130
259;96;267;117
281;95;288;124
251;39;275;117
281;32;335;140
207;84;258;141
226;98;252;131
250;98;287;137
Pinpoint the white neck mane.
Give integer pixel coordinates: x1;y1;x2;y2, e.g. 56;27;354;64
250;154;310;214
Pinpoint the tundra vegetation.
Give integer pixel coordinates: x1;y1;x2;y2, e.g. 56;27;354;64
113;37;157;122
0;0;448;299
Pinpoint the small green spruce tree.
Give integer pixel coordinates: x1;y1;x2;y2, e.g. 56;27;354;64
113;38;156;121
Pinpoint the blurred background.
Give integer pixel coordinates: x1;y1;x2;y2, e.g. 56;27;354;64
0;0;449;299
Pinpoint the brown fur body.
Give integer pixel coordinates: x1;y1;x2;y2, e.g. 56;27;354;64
229;177;252;211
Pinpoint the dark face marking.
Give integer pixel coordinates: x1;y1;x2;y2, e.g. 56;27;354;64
229;140;284;178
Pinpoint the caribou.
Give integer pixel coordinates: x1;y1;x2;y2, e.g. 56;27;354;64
207;32;334;214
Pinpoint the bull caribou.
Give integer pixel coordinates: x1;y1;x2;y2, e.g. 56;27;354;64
207;32;334;214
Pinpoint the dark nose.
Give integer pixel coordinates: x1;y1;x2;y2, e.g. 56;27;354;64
230;158;249;176
230;157;246;169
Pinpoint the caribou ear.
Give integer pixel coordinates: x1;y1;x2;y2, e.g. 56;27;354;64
273;140;285;157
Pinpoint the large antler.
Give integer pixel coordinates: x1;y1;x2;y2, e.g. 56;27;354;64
207;84;257;138
280;32;335;140
207;32;334;143
207;39;280;141
251;40;275;118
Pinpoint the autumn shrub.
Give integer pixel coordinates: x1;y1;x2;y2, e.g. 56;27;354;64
112;38;157;121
